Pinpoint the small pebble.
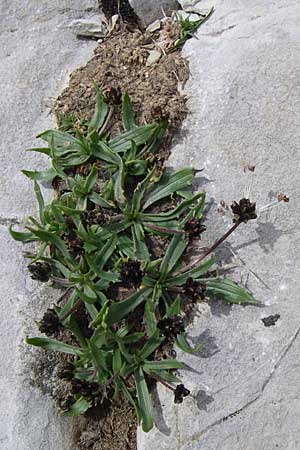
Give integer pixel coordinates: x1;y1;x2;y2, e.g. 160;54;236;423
262;314;280;327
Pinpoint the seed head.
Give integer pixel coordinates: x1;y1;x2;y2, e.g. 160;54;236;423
157;316;185;342
183;278;206;302
174;384;190;404
120;260;144;287
70;379;98;397
231;198;257;223
38;308;61;336
184;218;206;238
28;262;51;282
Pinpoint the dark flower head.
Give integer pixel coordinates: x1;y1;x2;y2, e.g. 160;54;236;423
183;278;206;302
120;260;144;287
231;198;257;223
103;86;122;105
70;379;98;397
174;384;190;404
157;316;185;342
184;218;206;238
38;308;61;336
81;208;110;226
28;262;51;282
56;362;74;381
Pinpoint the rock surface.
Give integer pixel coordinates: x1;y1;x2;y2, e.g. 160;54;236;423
138;1;300;449
0;1;98;449
129;0;179;26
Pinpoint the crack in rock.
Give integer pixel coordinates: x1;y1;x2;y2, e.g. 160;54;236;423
180;323;300;448
0;217;20;225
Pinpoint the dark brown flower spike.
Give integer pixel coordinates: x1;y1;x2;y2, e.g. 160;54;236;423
120;260;144;287
70;379;98;397
231;198;257;223
28;262;51;282
38;308;61;336
174;384;190;404
184;218;206;238
157;316;185;342
183;277;206;301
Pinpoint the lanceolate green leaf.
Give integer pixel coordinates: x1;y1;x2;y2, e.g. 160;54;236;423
9;225;37;242
34;181;45;223
88;233;117;271
135;367;153;432
37;129;83;156
25;337;84;356
26;227;71;262
107;288;152;325
22;168;57;182
122;92;135;131
109;124;157;153
143;359;185;371
142;168;195;210
89;87;109;132
132;222;150;260
63;397;92;416
205;278;258;305
166;256;215;287
160;234;186;278
138;333;164;360
176;334;203;354
142;192;204;222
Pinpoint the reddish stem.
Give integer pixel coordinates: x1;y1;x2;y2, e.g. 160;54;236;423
176;221;241;275
149;371;175;392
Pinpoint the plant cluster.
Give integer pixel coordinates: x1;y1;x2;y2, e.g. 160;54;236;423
174;7;215;48
10;89;257;431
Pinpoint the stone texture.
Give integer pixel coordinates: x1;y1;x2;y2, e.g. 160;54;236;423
0;0;98;219
129;0;179;26
138;1;300;449
0;1;98;449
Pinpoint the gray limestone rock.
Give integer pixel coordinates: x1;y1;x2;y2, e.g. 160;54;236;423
0;1;98;449
138;1;300;449
129;0;179;26
68;15;107;38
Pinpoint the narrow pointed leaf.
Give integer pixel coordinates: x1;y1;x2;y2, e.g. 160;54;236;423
107;288;151;325
160;234;186;278
143;359;184;371
9;225;37;242
135;367;153;432
205;278;258;304
176;334;203;354
142;168;194;210
25;337;83;356
63;397;92;416
22;168;57;182
166;256;215;287
122;93;135;131
109;124;157;153
34;181;45;223
89;87;108;132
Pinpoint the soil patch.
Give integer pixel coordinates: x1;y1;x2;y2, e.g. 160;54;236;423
55;25;189;158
